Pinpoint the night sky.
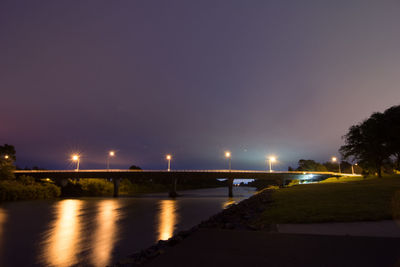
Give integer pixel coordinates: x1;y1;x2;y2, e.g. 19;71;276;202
1;1;400;170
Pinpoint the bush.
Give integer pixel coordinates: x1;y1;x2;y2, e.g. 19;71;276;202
0;179;61;201
119;178;169;195
62;179;114;197
81;179;113;196
0;162;15;180
16;175;35;185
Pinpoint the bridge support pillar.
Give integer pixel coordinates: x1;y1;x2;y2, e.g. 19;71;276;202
228;178;234;197
169;177;178;198
113;178;120;198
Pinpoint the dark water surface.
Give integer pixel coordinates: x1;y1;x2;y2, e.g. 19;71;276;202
0;187;255;267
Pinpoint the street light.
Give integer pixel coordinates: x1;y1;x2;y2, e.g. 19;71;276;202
4;155;9;160
268;156;276;172
166;154;172;171
225;151;231;171
351;163;358;175
72;154;80;171
331;156;341;173
107;151;115;169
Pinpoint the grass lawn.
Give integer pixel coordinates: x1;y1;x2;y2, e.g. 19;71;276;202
257;175;400;224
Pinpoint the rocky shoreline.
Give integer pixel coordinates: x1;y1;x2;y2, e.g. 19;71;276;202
113;188;275;267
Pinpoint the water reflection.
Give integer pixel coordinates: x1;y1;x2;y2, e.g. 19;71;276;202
0;188;255;266
222;199;236;209
42;199;83;267
157;200;178;240
0;207;7;254
90;200;122;267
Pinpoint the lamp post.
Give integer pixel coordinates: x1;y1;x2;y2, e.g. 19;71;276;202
332;157;341;173
72;154;80;171
225;151;233;197
351;163;358;175
166;154;172;171
107;151;115;169
268;156;276;172
225;151;231;171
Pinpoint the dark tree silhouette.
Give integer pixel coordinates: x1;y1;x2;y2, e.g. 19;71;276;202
0;144;16;180
129;165;142;170
383;105;400;169
296;159;327;172
0;144;16;161
340;111;394;177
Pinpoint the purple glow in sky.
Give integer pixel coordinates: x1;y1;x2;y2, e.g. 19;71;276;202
1;1;400;170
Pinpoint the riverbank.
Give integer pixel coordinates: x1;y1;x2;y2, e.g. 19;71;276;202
114;188;273;266
114;175;400;266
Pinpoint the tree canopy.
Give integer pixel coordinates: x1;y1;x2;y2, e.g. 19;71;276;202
291;159;351;173
340;105;400;177
129;165;142;170
0;144;16;180
0;144;16;161
296;159;328;172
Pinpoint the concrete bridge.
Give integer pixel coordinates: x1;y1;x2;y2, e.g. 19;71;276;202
13;169;354;197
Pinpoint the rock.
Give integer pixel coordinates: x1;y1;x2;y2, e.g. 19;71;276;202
167;235;183;246
146;250;160;259
224;222;235;229
246;224;260;231
242;214;251;220
157;240;168;247
178;230;191;238
129;251;140;258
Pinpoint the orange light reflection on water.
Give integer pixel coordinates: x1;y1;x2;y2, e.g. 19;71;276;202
0;207;7;253
222;199;236;209
157;200;178;241
90;200;121;267
42;199;83;267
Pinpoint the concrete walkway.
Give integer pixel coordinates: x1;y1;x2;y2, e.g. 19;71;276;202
278;220;400;238
146;223;400;267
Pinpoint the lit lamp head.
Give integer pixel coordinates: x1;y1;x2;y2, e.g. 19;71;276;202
269;156;276;162
331;157;337;163
225;151;231;158
72;154;79;161
166;154;172;160
4;155;9;159
109;151;115;157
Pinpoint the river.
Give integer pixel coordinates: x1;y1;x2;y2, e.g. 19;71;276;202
0;186;255;267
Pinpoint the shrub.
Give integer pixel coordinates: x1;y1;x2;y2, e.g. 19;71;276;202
63;179;114;197
0;179;61;201
16;175;35;185
0;162;15;180
119;178;169;195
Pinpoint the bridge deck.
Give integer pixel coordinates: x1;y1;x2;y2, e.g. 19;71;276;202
13;169;354;180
